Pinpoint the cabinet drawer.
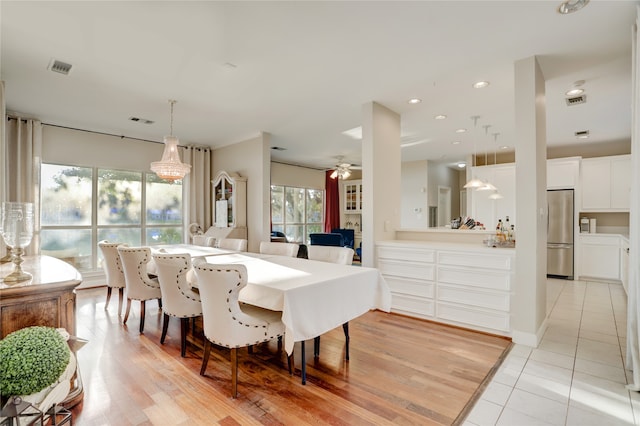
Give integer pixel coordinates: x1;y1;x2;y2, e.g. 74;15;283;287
438;251;512;271
438;266;511;291
579;235;620;247
437;302;510;332
438;284;509;312
391;294;434;317
378;259;435;280
385;276;434;298
377;246;436;263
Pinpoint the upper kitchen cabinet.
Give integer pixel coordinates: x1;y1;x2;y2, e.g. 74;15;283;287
343;180;363;213
581;155;631;212
547;157;580;189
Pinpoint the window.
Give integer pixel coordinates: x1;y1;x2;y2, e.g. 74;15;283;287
270;185;323;244
40;163;183;272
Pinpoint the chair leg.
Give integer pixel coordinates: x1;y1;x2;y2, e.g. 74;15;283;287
231;347;238;398
343;322;350;361
105;287;112;310
287;353;293;375
248;345;253;354
118;288;124;316
180;317;189;357
314;336;320;357
200;339;211;375
160;313;170;344
301;341;306;385
158;298;162;309
123;298;132;324
139;300;146;333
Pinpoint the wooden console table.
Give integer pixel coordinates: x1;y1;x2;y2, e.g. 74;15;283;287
0;255;84;407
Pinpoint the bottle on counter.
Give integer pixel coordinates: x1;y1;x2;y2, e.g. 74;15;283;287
504;216;511;241
496;219;504;241
509;225;515;244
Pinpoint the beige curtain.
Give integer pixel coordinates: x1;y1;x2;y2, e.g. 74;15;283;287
183;146;212;239
5;115;42;254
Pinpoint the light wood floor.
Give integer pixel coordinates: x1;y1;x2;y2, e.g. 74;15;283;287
71;287;511;425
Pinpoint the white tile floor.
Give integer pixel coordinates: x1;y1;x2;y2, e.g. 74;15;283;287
464;278;640;426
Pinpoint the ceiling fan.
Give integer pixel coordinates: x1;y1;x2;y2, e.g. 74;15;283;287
329;156;361;179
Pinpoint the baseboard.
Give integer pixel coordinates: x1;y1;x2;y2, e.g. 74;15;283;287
511;318;548;348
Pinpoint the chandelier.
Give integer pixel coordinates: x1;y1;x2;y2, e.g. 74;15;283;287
150;100;191;182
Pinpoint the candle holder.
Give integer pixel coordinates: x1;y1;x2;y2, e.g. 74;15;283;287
1;202;34;283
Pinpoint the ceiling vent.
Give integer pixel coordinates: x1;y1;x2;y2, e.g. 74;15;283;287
575;130;590;138
48;59;73;75
128;117;154;125
565;95;586;106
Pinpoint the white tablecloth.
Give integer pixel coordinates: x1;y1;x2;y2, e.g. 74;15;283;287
147;244;237;275
201;253;391;355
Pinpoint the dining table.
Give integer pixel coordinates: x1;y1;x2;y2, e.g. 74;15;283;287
196;251;392;384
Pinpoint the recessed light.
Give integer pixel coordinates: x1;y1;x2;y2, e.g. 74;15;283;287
473;81;490;89
455;128;467;133
457;162;466;168
408;98;422;104
451;141;461;145
565;88;584;96
434;114;447;120
500;145;509;150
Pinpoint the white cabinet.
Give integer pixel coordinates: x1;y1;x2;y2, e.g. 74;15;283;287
581;155;631;211
469;164;515;229
377;241;514;336
547;157;580;189
343;180;363;213
578;234;621;281
205;171;247;241
621;237;629;295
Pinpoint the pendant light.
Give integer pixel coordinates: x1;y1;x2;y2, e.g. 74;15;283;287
150;100;191;182
463;115;484;189
488;132;504;200
476;124;497;191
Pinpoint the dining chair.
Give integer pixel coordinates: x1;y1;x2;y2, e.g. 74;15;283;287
98;240;127;316
152;253;202;357
192;235;216;247
217;238;248;252
117;246;163;333
306;245;355;361
193;262;290;398
259;241;299;257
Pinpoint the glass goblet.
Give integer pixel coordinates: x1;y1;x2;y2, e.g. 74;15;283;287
1;202;34;283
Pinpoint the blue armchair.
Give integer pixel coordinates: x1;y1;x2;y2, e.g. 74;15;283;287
331;228;355;249
309;233;343;247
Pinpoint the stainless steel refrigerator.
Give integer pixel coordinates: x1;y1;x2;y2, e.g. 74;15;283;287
547;189;574;279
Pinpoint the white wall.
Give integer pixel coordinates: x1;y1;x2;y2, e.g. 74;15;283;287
401;160;428;229
271;162;324;189
212;133;270;253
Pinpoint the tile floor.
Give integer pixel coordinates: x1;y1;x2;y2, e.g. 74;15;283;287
464;278;639;425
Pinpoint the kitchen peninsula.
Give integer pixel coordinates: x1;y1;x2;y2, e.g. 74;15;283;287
377;228;515;337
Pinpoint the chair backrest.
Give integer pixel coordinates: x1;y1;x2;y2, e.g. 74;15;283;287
307;245;354;265
259;241;299;257
331;228;355;249
193;263;271;348
98;240;127;288
117;246;162;301
192;235;216;247
309;233;343;247
217;238;248;252
152;253;201;317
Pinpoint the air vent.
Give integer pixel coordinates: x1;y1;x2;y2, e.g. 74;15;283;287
128;117;154;125
48;59;73;75
271;146;287;151
575;130;590;138
565;95;586;106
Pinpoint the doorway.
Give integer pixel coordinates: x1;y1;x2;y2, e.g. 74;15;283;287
438;186;451;227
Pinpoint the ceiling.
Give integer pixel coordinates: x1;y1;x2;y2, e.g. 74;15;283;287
1;1;637;170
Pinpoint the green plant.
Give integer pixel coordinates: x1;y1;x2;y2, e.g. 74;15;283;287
0;326;71;397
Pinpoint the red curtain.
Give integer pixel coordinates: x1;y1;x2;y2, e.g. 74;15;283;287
324;171;340;232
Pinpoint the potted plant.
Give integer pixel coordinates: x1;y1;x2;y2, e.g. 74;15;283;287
0;326;76;421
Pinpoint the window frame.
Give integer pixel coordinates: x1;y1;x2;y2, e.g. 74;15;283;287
270;184;324;244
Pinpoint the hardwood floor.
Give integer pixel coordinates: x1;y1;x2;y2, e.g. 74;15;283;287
71;287;511;425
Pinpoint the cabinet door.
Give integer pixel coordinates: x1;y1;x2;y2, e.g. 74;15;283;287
547;159;579;189
493;166;516;227
611;156;631;209
578;236;620;280
581;159;611;210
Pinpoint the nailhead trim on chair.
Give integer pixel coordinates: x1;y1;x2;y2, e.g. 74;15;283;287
154;254;202;317
99;242;126;289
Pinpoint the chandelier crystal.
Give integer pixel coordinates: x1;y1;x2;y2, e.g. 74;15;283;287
151;100;191;182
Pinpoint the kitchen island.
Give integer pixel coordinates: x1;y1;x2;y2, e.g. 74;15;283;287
377;238;515;337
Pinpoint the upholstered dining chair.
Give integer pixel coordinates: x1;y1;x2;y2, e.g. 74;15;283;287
193;262;289;398
217;238;248;252
259;241;299;257
152;253;202;357
117;246;163;333
306;245;355;360
98;240;127;316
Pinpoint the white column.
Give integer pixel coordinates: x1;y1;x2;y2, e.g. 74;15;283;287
361;102;401;267
512;56;548;346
